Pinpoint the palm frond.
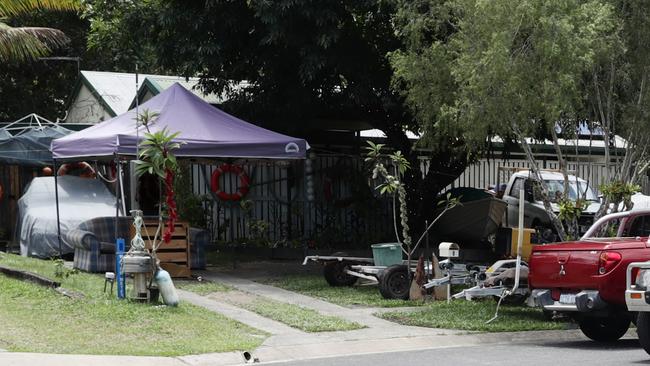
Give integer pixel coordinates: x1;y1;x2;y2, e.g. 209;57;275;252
0;0;81;18
18;26;69;46
0;23;47;62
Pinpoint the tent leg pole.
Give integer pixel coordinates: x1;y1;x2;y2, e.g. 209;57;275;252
115;156;121;244
54;160;62;259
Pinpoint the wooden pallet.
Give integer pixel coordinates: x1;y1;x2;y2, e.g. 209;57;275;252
133;220;191;278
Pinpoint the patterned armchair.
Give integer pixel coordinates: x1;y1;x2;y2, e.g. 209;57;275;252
66;216;209;273
66;216;133;273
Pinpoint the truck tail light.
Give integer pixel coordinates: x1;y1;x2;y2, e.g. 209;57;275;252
598;251;621;275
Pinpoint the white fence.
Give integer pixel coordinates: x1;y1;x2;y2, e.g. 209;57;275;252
444;157;650;194
190;155;394;248
190;153;649;246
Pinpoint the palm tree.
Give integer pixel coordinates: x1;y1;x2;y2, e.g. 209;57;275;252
0;0;80;63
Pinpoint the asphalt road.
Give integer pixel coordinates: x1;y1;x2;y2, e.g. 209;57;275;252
271;339;650;366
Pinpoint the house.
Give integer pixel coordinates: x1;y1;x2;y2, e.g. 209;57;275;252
62;71;645;253
65;71;223;124
360;127;644;194
130;74;231;108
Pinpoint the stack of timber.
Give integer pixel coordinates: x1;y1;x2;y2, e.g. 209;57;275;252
135;220;191;278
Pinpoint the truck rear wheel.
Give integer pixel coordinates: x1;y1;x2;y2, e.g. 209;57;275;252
379;264;410;300
578;314;630;342
637;312;650;355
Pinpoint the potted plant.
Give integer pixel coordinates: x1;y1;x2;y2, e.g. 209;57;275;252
133;110;184;305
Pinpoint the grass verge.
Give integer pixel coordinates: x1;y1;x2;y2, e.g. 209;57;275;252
379;300;570;332
0;252;267;356
260;274;426;308
240;297;365;332
176;279;232;295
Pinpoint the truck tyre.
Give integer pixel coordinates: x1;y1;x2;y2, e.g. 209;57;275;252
532;220;556;243
578;314;630;342
637;312;650;355
379;264;410;300
323;260;358;287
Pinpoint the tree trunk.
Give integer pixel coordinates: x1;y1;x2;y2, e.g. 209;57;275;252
382;125;469;241
550;126;579;239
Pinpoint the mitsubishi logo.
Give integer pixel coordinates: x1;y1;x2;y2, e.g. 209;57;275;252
559;264;566;276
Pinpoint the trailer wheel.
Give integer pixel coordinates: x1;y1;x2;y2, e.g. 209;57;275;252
379;264;410;300
323;260;357;287
637;312;650;355
578;314;630;342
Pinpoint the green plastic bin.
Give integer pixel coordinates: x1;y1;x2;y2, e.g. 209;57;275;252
371;243;403;266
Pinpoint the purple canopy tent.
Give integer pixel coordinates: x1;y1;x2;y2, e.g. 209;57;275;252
51;83;308;160
48;83;309;257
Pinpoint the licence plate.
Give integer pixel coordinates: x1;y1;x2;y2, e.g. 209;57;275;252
559;293;576;304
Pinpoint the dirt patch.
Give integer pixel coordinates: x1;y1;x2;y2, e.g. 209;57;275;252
208;260;322;280
209;290;258;306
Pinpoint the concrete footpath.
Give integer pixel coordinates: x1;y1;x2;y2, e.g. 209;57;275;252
0;268;608;366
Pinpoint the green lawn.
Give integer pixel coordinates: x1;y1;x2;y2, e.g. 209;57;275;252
0;252;266;356
379;299;571;332
261;273;569;332
260;274;427;308
175;279;232;295
177;276;365;332
242;298;365;332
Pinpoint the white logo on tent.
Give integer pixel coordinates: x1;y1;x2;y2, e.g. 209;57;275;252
285;142;300;153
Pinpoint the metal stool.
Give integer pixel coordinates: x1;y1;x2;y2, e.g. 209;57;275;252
104;272;115;293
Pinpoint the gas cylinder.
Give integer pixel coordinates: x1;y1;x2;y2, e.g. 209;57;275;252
154;269;179;306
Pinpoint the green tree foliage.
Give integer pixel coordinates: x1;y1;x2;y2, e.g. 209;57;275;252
390;0;461;150
0;6;90;120
148;0;402;133
88;0;472;237
452;0;619;239
393;0;618;147
391;0;650;239
83;0;159;73
587;1;650;188
0;0;79;63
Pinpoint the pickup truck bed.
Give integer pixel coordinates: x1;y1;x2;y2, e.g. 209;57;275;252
530;238;649;305
529;209;650;342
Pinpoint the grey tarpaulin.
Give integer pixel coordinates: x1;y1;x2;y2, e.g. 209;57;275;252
0;126;72;166
17;176;117;258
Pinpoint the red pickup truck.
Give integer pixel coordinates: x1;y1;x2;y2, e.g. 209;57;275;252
529;209;650;342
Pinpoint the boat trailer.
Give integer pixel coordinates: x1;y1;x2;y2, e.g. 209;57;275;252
303;254;487;299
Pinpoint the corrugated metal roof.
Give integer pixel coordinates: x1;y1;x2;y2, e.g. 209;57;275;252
80;71;144;115
80;71;225;115
145;75;224;104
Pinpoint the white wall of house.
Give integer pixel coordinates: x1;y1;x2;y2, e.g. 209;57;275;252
66;84;113;124
140;90;156;104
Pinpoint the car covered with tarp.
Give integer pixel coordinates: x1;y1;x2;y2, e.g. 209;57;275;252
17;176;117;258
